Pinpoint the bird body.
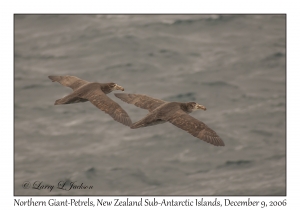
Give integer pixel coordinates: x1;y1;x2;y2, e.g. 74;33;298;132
115;93;224;146
131;102;185;128
49;75;132;127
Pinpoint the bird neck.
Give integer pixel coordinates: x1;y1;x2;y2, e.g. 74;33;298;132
100;84;113;94
180;103;192;113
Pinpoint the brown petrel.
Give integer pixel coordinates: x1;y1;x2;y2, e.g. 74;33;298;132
115;93;224;146
49;75;132;126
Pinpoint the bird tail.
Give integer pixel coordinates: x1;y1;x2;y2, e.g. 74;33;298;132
54;98;64;105
48;76;61;82
130;117;165;129
130;120;145;129
53;94;88;105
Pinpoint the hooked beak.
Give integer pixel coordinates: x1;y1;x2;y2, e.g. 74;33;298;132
197;104;207;111
115;84;124;91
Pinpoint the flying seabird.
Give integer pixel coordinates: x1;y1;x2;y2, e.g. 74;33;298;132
48;75;132;126
115;93;224;146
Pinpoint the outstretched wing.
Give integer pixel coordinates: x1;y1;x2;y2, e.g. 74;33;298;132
48;75;89;91
163;109;224;146
83;89;132;127
114;93;166;112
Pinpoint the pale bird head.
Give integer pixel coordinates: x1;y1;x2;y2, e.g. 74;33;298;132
109;83;124;91
187;102;207;111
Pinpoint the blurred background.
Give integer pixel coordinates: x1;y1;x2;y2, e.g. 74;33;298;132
14;14;285;195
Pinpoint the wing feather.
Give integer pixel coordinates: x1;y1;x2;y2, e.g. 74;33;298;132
48;75;89;91
114;93;166;112
163;110;224;146
83;89;132;127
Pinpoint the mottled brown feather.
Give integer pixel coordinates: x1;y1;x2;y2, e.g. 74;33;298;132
48;75;89;91
165;110;225;146
82;89;132;127
114;93;166;112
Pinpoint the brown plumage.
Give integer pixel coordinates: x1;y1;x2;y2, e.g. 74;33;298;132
115;93;224;146
49;75;132;127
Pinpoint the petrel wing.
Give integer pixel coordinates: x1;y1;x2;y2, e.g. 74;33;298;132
83;89;132;127
48;75;89;91
114;93;166;112
163;109;224;146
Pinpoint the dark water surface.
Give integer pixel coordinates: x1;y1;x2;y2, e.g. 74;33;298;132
14;15;286;195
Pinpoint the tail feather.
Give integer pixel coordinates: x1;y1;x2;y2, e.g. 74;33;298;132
49;76;60;82
130;121;146;129
130;118;166;129
54;99;63;105
54;97;88;105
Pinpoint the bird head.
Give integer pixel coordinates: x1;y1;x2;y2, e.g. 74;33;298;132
187;102;207;112
108;83;124;91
